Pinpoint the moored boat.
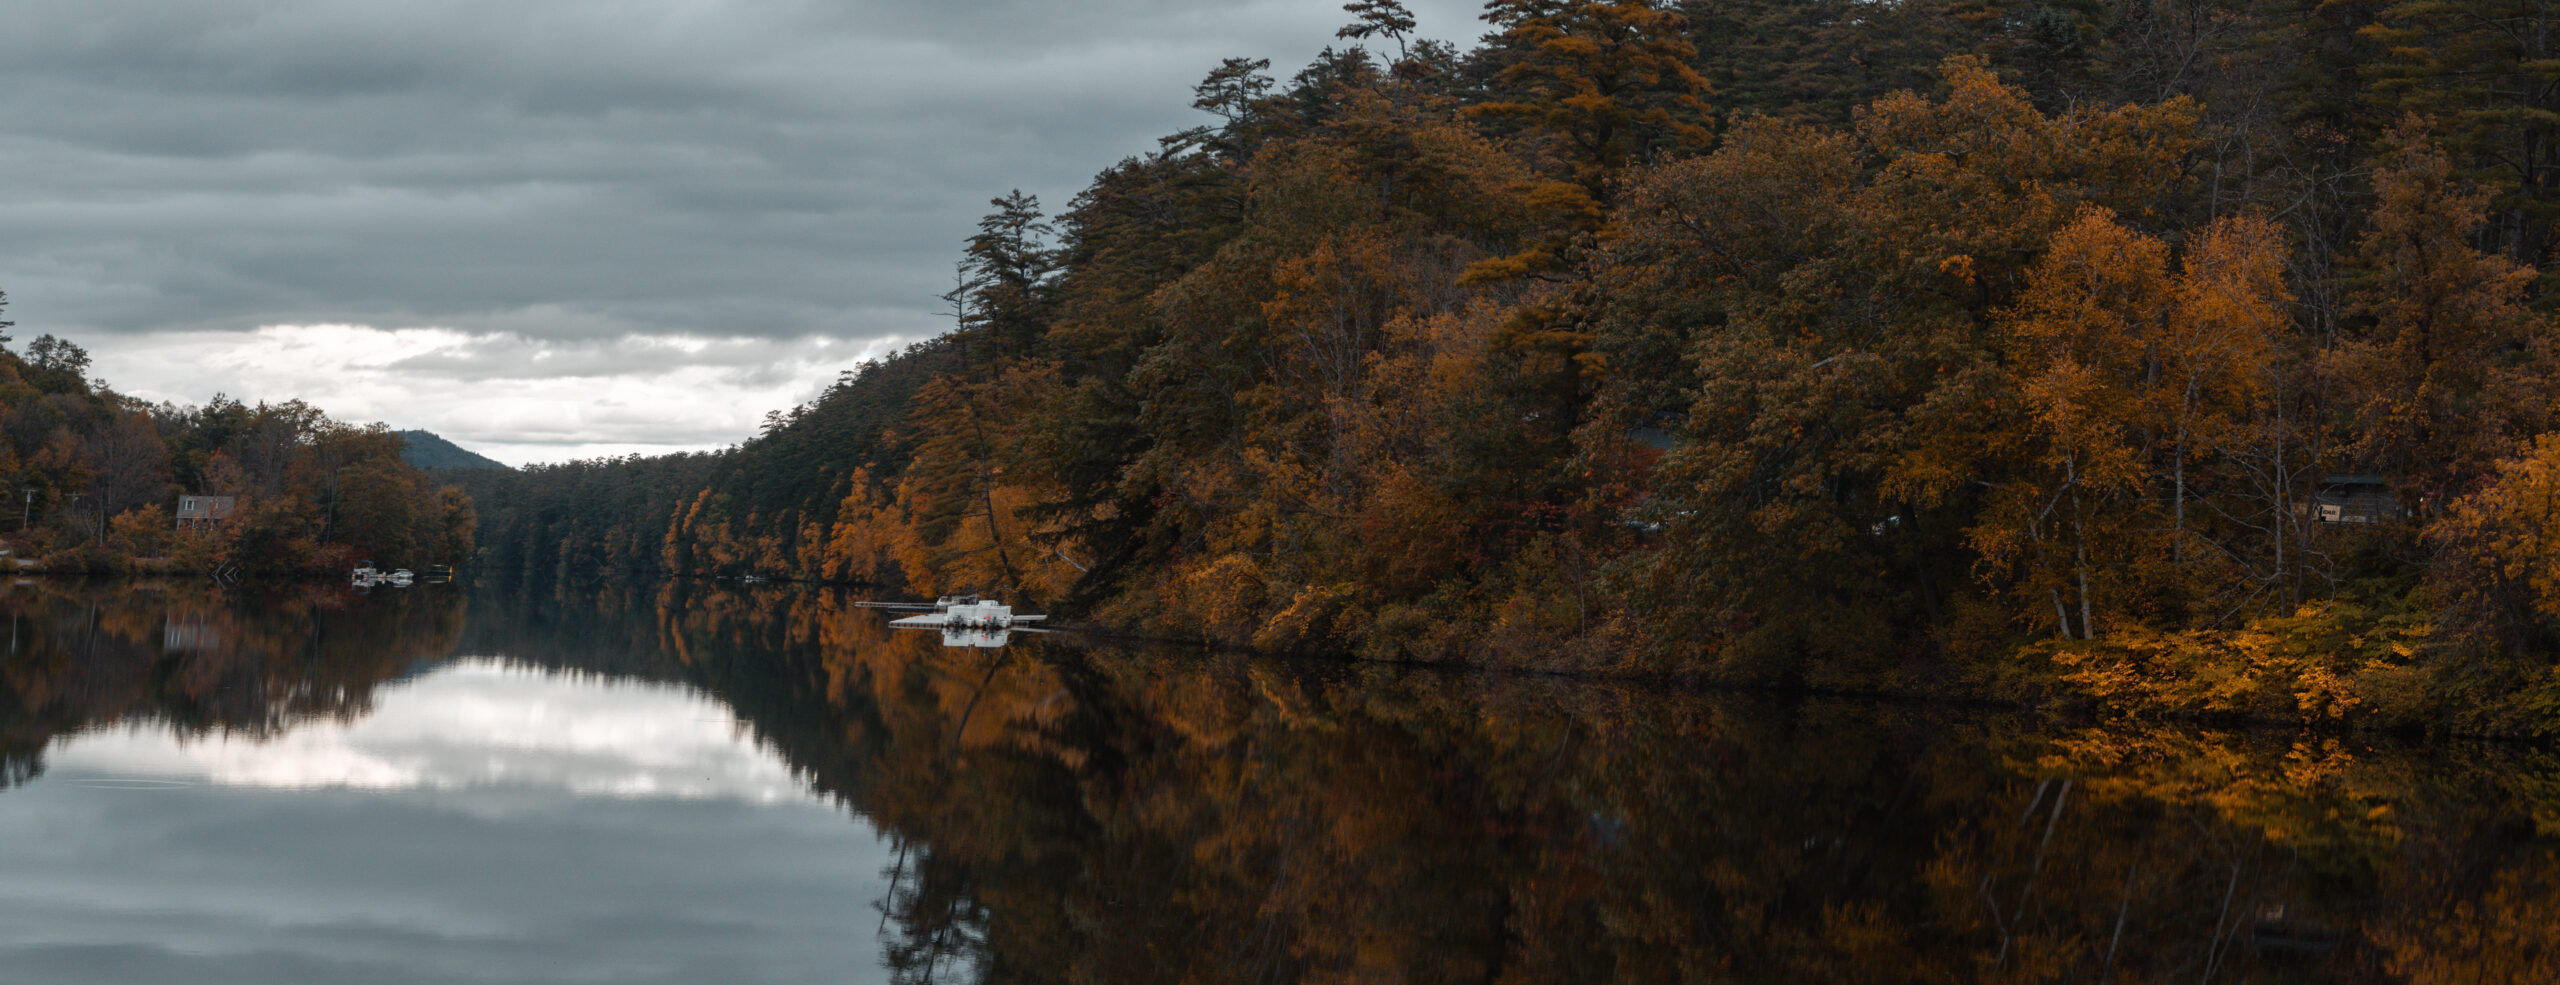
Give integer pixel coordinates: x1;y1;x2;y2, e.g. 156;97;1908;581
887;598;1045;630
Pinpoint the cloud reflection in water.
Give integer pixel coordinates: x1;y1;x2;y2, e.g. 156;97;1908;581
51;659;805;804
0;658;892;985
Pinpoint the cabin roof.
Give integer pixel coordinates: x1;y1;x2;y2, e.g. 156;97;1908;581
176;494;239;518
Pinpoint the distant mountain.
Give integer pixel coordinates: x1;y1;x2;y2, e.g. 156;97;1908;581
396;430;511;471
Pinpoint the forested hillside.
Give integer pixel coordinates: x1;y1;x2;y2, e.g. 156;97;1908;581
471;0;2560;730
0;292;473;575
395;430;510;472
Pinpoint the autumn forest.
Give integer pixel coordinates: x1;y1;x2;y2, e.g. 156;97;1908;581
110;0;2558;734
0;297;475;579
450;0;2560;726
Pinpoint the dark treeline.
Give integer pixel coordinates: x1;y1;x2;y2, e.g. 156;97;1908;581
0;294;474;576
445;339;955;586
471;0;2560;730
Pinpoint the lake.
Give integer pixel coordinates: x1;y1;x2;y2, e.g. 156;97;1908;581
0;578;2553;983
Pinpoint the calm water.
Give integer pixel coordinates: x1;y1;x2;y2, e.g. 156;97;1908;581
1;580;2556;983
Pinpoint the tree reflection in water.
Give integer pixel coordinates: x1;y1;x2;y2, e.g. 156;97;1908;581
2;578;2557;981
0;578;466;790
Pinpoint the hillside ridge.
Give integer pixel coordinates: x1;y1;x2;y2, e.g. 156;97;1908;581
396;429;510;471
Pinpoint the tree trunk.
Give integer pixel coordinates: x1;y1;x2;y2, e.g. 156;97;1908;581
2069;456;2095;639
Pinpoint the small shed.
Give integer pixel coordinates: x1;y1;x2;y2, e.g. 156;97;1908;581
175;495;238;529
2313;475;2401;524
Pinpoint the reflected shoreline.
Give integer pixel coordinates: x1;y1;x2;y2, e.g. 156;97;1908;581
0;578;2555;982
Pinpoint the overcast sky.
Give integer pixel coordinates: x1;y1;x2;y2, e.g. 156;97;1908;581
1;0;1487;465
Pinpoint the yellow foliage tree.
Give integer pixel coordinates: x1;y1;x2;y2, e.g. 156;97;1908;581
1985;208;2294;639
1987;207;2173;639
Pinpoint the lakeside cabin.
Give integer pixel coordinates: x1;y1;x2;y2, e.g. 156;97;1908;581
175;494;238;530
2313;475;2402;524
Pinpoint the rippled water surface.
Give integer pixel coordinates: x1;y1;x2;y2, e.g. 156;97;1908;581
1;579;2556;983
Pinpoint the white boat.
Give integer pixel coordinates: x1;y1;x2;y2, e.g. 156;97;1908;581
862;595;1049;647
350;563;415;587
936;626;1015;649
886;597;1044;631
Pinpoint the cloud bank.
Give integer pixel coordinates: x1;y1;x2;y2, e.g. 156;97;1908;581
3;0;1486;464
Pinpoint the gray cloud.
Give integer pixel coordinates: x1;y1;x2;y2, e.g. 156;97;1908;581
384;334;796;381
2;0;1487;461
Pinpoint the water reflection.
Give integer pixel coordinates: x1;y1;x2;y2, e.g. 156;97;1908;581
0;580;887;985
2;578;2558;982
55;661;801;801
0;579;467;790
949;626;1022;648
